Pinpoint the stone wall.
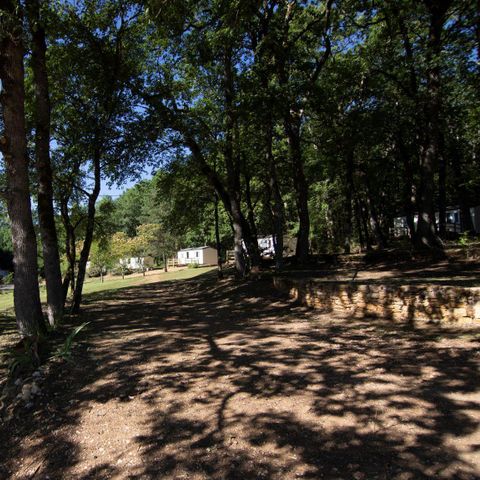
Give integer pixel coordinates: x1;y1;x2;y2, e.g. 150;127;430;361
273;277;480;324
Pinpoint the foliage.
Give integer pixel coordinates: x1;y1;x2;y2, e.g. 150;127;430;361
110;266;133;276
1;271;14;285
52;322;90;361
88;239;114;277
2;0;480;338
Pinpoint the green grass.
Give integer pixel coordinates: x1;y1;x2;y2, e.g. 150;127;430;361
0;266;215;313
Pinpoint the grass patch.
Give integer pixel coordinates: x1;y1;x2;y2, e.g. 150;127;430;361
0;266;215;313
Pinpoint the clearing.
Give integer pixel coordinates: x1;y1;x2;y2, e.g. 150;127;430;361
1;267;480;479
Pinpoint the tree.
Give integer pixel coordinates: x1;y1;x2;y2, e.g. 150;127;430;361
26;0;64;327
0;0;45;338
47;1;149;312
415;0;453;248
110;231;134;279
143;1;265;276
88;240;113;283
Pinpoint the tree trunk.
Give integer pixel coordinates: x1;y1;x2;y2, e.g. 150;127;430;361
187;138;259;275
451;141;475;234
284;112;310;263
60;196;76;304
369;202;387;249
71;149;101;313
416;0;451;249
214;192;223;279
27;0;63;327
266;121;285;270
359;199;372;251
243;161;259;244
223;45;260;273
396;134;416;238
144;91;259;275
0;4;45;337
354;197;365;251
273;0;332;264
163;253;168;272
365;179;387;249
344;150;354;254
438;130;447;238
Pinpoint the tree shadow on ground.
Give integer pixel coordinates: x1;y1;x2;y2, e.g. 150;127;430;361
1;269;479;479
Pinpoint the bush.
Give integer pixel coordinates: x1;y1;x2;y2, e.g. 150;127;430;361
187;262;200;269
110;266;132;276
458;232;472;248
87;265;104;278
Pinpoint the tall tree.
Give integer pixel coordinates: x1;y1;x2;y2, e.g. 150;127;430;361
415;0;453;248
0;0;45;337
26;0;63;327
273;0;334;262
48;1;147;311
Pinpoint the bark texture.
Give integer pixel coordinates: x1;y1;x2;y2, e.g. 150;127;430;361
0;2;45;337
415;0;452;249
27;0;63;327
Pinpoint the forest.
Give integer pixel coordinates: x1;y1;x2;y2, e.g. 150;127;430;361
0;0;479;341
2;2;480;479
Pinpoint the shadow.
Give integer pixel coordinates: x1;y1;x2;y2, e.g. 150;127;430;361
1;269;479;479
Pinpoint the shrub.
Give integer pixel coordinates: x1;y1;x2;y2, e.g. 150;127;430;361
187;262;200;269
458;232;471;248
110;266;132;276
87;265;103;278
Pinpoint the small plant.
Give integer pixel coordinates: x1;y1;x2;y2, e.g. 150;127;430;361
6;337;40;377
458;231;471;247
187;262;200;269
52;322;90;361
8;351;35;377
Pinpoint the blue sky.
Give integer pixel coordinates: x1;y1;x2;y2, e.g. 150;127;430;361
99;172;152;199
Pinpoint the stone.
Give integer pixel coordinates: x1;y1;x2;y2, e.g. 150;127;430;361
21;384;32;401
30;383;40;395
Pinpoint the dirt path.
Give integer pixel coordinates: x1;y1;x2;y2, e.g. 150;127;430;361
1;272;480;479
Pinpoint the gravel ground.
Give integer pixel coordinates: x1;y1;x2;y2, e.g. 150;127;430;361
1;272;479;479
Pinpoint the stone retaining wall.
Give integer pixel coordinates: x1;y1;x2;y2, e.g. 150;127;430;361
273;277;480;324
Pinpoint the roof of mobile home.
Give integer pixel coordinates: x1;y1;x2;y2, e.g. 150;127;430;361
178;246;215;252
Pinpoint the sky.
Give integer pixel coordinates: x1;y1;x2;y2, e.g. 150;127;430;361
98;172;152;199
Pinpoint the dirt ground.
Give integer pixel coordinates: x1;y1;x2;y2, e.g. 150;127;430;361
1;270;480;479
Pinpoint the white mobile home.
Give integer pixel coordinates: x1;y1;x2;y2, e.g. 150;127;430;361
254;235;297;258
393;205;480;237
120;256;155;270
177;246;218;266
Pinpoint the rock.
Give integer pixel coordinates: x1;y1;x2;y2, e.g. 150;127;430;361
21;384;32;401
30;383;40;395
14;378;22;386
32;371;42;379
